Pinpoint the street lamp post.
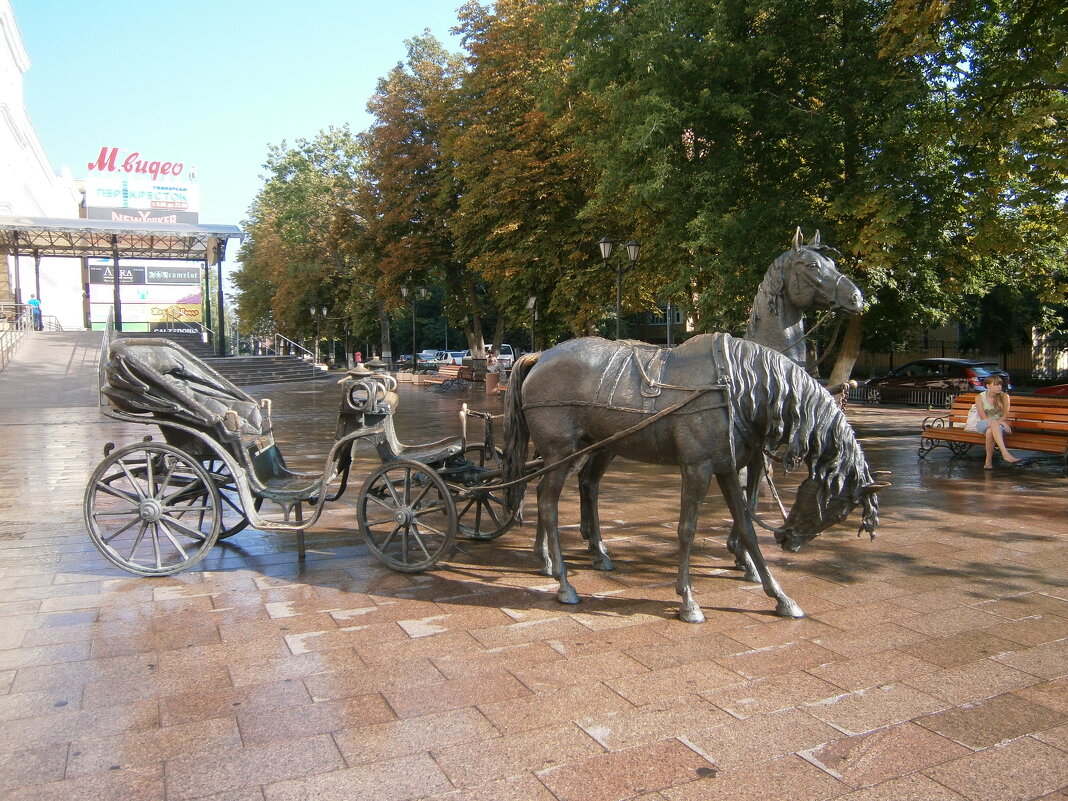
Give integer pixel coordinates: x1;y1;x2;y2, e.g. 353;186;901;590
526;295;537;352
598;237;640;340
400;285;427;368
308;306;326;366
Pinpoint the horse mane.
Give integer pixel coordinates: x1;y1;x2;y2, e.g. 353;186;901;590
746;251;788;330
725;335;878;535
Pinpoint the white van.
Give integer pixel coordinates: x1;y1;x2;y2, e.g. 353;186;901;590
461;344;515;369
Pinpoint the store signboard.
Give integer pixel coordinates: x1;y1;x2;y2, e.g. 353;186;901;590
85;175;200;215
146;266;202;284
89;264;145;285
86;207;200;225
87;259;204;330
83;146;200;221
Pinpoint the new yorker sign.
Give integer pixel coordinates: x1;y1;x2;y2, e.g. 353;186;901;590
84;146;200;223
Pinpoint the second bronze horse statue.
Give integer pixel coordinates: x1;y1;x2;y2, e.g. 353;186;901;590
502;333;884;623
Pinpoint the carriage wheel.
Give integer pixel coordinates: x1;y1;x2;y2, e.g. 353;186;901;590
202;459;263;539
84;443;222;576
456;444;515;541
358;459;457;572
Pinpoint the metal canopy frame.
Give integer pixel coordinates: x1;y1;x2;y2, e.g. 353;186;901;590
0;216;245;355
0;216;243;261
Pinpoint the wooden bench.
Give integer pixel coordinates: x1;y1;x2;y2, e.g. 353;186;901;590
423;363;474;390
919;393;1068;469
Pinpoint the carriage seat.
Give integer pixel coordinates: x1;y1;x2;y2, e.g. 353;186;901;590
103;338;264;442
338;372;463;466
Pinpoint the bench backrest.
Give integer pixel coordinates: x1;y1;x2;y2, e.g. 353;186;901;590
951;393;1068;433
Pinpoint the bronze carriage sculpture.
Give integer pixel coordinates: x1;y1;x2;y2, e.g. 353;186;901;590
85;232;883;622
86;337;511;577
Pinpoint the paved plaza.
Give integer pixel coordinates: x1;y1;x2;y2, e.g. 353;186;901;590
1;331;1066;801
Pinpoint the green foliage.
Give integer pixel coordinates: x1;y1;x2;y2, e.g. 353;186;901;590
231;0;1067;366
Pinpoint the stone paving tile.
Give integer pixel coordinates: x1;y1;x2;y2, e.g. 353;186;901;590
0;743;70;793
916;691;1067;749
2;346;1067;801
0;763;166;801
831;772;969;800
478;680;635;735
701;669;845;719
433;721;604;787
661;753;847;801
165;733;346;800
382;668;533;719
576;697;730;751
536;738;715;801
333;706;499;765
901;656;1042;705
66;716;242;777
805;721;970;788
685;706;842;769
263;752;452;801
418;772;559;801
803;683;949;736
923;736;1068;801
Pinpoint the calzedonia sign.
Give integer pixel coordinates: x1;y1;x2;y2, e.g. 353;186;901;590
84;146;200;223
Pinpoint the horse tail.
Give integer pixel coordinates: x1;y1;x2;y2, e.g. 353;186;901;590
503;352;540;517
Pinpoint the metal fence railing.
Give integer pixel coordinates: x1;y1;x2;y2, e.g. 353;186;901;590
0;306;32;373
846;384;960;409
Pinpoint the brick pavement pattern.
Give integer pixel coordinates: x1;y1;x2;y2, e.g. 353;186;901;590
1;331;1066;800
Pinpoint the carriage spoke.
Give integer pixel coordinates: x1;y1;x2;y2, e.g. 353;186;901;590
157;520;192;560
85;443;222;576
358;460;457;573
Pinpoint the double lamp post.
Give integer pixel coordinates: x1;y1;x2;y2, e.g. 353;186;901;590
598;237;640;340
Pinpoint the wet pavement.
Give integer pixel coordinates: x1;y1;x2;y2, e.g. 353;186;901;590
1;331;1066;801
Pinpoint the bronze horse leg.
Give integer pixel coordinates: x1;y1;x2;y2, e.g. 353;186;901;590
537;465;580;604
726;455;763;583
675;462;715;623
715;471;804;618
578;450;615;572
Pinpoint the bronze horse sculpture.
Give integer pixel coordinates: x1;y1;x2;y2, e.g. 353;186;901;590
745;228;863;365
502;334;883;622
519;230;867;587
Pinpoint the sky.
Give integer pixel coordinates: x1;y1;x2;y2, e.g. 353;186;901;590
12;0;466;228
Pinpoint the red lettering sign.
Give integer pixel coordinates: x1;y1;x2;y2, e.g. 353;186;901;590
87;147;185;180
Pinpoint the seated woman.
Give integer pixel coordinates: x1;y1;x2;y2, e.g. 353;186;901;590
974;375;1021;468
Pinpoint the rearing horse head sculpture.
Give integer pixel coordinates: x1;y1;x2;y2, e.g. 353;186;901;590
745;228;864;365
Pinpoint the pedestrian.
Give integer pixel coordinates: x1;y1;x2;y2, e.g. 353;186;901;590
27;294;42;330
354;350;362;364
974;375;1021;468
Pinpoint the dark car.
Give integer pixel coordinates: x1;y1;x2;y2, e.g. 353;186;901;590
863;358;1011;404
1034;384;1068;396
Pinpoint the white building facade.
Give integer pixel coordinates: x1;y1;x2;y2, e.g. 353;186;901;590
1;0;83;324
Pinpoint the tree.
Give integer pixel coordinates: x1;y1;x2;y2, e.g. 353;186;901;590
355;34;472;360
234;127;366;354
449;0;605;344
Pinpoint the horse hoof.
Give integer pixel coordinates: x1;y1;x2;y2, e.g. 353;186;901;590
591;556;613;572
775;599;804;618
557;586;580;605
679;605;705;623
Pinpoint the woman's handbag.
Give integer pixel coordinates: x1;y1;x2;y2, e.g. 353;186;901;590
964;403;980;432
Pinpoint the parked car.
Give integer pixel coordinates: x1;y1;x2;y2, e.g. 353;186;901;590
1034;384;1068;396
458;344;516;369
862;358;1012;404
438;351;466;366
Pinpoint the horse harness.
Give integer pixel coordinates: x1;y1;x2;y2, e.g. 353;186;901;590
517;334;741;483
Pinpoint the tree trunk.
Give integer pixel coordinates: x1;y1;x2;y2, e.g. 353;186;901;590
827;314;863;394
377;299;393;361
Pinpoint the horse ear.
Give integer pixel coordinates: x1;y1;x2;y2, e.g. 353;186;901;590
861;481;891;494
792;227;803;250
808;230;821;247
